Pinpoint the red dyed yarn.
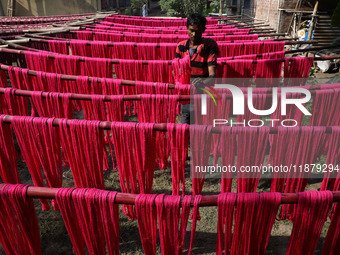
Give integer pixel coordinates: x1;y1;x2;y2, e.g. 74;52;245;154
188;195;202;254
217;192;281;255
8;67;30;116
220;127;236;193
216;192;237;255
281;127;326;220
322;202;340;255
31;91;73;119
0;184;41;255
59;119;106;189
232;193;280;255
321;127;340;190
190;125;213;196
11;116;51;210
284;57;314;86
137;95;177;170
70;40;92;57
135;194;158;255
155;194;199;255
56;188;120;255
84;57;113;78
167;123;189;196
110;122;138;219
91;41;113;58
254;59;283;87
48;40;68;54
236;127;269;193
287;191;333;255
111;122;157;218
0;115;19;184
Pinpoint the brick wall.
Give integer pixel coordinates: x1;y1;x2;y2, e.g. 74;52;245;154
252;0;299;33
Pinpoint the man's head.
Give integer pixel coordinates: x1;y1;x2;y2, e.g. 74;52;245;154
187;14;207;45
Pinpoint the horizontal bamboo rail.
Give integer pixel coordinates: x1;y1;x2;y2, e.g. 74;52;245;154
0;183;339;206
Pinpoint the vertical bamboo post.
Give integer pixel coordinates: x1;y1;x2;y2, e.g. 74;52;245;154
305;1;319;56
220;0;225;16
7;0;15;17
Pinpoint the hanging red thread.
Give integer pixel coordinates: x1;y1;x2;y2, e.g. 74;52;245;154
0;184;41;255
190;125;213;196
321;127;340;190
8;66;30;116
280;127;326;220
135;194;158;255
134;123;156;194
216;192;237;255
287;191;333;255
137;95;177;170
11;116;51;210
284;57;314;86
322;202;340;255
226;193;281;255
84;57;113;78
236;127;269;193
48;40;69;55
91;41;113;58
0;115;19;184
76;30;93;40
167;123;189;196
155;194;196;255
216;59;254;87
254;59;283;87
110;122;138;219
30;91;73;119
70;40;92;57
56;188;120;255
59;119;106;189
24;51;55;73
220;127;236;193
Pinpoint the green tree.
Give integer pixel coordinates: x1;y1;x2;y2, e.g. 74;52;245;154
160;0;207;17
331;1;340;27
131;0;145;16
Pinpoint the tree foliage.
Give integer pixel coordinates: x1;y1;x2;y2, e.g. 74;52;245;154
160;0;207;17
131;0;145;15
331;1;340;28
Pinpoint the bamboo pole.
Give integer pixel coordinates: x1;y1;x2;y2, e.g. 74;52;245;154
20;35;289;47
219;0;224;16
0;87;188;101
305;1;319;57
1;42;339;63
0;183;339;206
0;61;337;91
0;84;330;104
0;115;335;135
286;0;303;34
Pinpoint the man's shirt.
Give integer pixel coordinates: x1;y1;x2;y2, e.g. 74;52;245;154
175;38;219;78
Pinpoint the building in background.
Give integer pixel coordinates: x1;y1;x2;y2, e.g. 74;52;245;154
225;0;339;37
0;0;131;16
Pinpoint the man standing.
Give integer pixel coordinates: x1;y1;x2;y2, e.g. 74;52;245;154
142;1;148;17
175;13;219;124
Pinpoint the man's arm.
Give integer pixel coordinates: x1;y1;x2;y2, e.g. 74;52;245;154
192;64;217;87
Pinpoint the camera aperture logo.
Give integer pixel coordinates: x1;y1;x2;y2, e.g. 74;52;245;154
199;87;223;106
200;84;312;127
